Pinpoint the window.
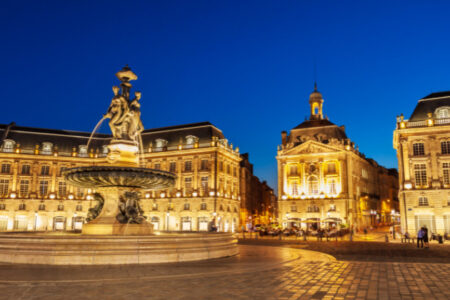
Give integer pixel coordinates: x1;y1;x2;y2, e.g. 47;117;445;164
291;181;298;196
329;204;336;212
76;204;83;211
361;169;368;179
0;203;5;210
2;140;15;153
40;165;50;176
289;165;298;176
200;202;207;210
308;205;320;212
19;180;29;197
76;188;84;199
58;204;64;211
38;203;45;211
184;177;192;194
39;180;49;196
444;163;450;185
152;203;158;211
155;139;167;150
78;145;88;157
18;203;26;210
0;179;9;196
327;163;336;174
442;141;450;155
168;203;174;211
328;178;337;195
154;163;161;170
169;162;176;172
233;167;237;177
413;143;425;156
219;162;223;172
414;164;427;186
41;142;53;155
1;163;11;174
59;167;68;176
227;164;231;174
21;164;30;175
184;161;192;172
58;182;67;197
307;176;319;195
418;197;429;206
200;159;209;171
181;217;192;231
290;205;297;212
436;107;449;118
183;203;190;210
201;176;209;194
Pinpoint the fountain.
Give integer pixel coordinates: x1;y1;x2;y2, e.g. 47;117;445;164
0;66;238;265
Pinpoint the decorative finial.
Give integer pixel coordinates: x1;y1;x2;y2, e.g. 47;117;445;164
112;86;119;96
314;82;318;92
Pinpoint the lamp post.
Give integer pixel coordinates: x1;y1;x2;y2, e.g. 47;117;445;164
166;212;170;231
34;212;38;231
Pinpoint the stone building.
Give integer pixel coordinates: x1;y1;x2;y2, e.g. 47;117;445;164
0;121;241;232
277;85;398;231
393;91;450;235
239;153;277;229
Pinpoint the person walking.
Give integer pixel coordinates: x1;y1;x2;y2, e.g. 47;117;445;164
422;225;429;248
417;227;424;248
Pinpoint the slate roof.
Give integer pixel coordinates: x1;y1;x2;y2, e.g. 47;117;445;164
409;91;450;121
0;121;224;154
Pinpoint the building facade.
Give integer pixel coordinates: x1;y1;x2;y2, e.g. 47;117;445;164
0;121;242;233
277;85;398;231
239;153;277;229
393;92;450;235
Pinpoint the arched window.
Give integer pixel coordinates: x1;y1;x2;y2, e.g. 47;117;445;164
418;197;428;206
42;142;53;155
307;176;319;195
435;107;450;119
2;139;15;153
78;145;88;157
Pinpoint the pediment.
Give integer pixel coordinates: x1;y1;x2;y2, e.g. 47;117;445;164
281;140;342;156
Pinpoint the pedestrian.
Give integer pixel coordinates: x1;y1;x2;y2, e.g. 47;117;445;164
417;227;424;248
422;225;429;248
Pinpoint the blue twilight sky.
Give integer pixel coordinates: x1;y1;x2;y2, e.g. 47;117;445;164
1;1;450;194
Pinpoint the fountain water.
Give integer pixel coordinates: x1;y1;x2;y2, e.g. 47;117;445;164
0;66;238;265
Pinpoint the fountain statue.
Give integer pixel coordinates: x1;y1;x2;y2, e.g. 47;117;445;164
64;66;175;235
0;66;238;265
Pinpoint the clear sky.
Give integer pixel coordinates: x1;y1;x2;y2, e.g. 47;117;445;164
2;1;450;194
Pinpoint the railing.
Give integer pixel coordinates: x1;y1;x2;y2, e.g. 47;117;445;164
405;118;450;128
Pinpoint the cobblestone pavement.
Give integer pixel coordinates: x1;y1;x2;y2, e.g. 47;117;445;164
0;245;448;300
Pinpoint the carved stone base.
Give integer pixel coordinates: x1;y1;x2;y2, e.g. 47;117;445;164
107;140;139;167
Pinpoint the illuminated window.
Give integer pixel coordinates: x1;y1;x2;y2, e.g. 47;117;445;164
328;178;337;194
152;202;158;211
327;163;336;174
201;177;209;194
183;203;190;210
219;161;223;172
307;176;319;195
78;145;88;157
200;202;207;210
290;205;297;212
227;164;231;174
40;165;50;176
154;163;161;170
291;181;298;196
76;204;83;211
184;177;192;194
184;161;192;172
289;165;298;176
441;141;450;155
58;181;67;197
329;204;336;212
2;140;14;153
418;197;428;206
76;187;84;198
200;160;209;171
19;180;29;197
436;107;449;118
39;180;49;197
1;163;11;174
443;163;450;185
58;204;64;211
21;164;30;175
42;142;53;155
308;205;320;212
414;164;427;186
0;179;9;196
413;143;425;156
169;162;176;172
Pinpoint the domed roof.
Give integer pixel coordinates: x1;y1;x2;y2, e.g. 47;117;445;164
309;83;323;103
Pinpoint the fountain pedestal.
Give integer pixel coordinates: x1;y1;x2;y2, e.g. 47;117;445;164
82;187;153;236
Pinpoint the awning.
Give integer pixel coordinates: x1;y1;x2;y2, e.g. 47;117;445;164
322;218;342;223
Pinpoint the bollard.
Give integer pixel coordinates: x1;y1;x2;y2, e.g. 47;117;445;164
303;234;307;241
385;234;389;243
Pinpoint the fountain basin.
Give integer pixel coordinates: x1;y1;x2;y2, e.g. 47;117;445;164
0;232;238;265
63;166;176;189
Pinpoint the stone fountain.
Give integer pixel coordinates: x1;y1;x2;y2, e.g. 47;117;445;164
0;67;238;265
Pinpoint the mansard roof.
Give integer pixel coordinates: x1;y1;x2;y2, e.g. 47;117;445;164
409;91;450;121
0;121;225;154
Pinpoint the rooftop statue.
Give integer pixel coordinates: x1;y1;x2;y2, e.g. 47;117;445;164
104;66;143;144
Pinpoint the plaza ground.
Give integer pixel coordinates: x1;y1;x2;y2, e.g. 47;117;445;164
0;238;449;300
